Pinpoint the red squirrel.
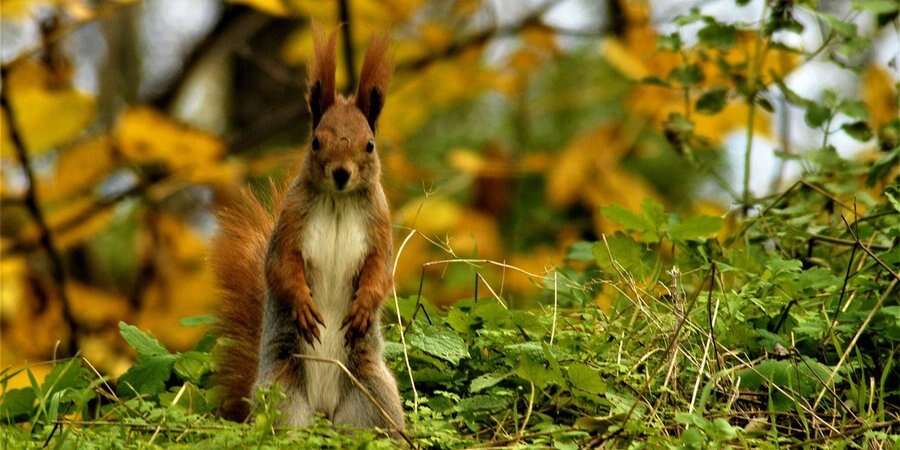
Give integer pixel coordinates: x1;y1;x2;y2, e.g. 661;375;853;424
212;28;403;433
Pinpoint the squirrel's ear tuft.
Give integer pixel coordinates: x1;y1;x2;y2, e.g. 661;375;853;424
355;33;392;131
308;24;338;129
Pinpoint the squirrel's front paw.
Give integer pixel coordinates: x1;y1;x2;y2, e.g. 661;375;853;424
341;298;374;345
294;296;325;345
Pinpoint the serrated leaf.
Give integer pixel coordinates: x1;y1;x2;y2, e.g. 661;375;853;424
117;355;175;397
174;351;211;383
641;198;666;228
41;360;89;396
407;324;469;365
470;372;509;393
567;363;607;394
593;234;653;277
119;322;170;359
0;388;36;421
601;204;652;232
696;88;728;115
669;215;722;241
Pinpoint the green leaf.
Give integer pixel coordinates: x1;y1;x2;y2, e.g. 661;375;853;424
838;100;869;120
854;0;900;14
116;354;175;397
0;388;36;421
657;33;682;51
566;241;596;262
669;215;722;241
641;198;666;228
698;20;737;49
669;64;704;86
601;204;652;232
819;13;857;37
469;372;509;393
804;103;831;128
567;363;607;394
516;356;561;389
841;121;873;141
695;88;728;115
119;322;170;359
174;351;211;383
885;185;900;213
41;360;89;396
867;147;899;186
593;234;653;277
407;324;469;365
179;315;216;327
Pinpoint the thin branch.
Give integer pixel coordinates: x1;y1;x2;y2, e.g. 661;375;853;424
338;0;357;92
4;175;161;256
0;69;79;355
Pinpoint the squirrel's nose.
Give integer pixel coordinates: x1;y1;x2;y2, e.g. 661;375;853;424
332;168;350;190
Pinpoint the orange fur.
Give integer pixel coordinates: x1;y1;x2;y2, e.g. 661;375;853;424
212;185;282;421
308;26;338;127
355;33;392;129
213;26;401;430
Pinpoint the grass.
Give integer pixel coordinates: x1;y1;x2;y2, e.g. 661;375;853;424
2;170;899;448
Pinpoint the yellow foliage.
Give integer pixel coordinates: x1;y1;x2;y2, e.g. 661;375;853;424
228;0;289;16
600;38;649;81
861;65;899;128
505;246;561;295
67;282;130;327
3;60;95;155
0;257;27;319
15;196;115;250
115;106;226;182
39;135;114;202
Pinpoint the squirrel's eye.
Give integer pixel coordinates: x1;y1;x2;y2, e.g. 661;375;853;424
365;140;375;153
311;137;321;152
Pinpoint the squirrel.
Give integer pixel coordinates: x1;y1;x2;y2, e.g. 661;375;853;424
211;28;404;434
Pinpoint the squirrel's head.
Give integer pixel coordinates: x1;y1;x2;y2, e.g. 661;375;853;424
304;26;391;194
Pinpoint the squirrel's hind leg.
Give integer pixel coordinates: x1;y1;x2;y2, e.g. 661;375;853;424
253;358;315;427
333;357;404;435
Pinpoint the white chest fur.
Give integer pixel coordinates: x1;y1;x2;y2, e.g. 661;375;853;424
299;196;369;415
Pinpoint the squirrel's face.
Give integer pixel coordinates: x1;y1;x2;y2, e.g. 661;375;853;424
304;29;391;194
308;101;380;193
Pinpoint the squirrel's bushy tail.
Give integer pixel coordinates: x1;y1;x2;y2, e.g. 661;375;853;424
212;184;282;421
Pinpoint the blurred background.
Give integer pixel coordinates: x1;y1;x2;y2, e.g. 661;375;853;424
0;0;897;386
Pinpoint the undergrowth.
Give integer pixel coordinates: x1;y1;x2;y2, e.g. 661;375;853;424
2;166;899;448
3;1;900;448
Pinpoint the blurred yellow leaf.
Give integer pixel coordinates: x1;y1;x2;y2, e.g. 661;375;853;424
16;196;115;250
68;282;129;327
0;257;27;320
115;106;224;174
861;64;899;128
3;60;95;155
547;126;628;208
398;196;462;233
40;135;114;201
601;38;649;80
228;0;288;16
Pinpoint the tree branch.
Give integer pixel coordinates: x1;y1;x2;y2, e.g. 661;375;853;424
338;0;357;92
0;68;79;355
